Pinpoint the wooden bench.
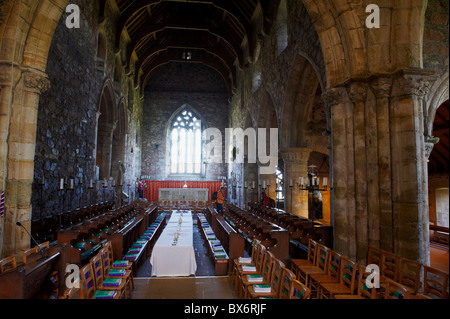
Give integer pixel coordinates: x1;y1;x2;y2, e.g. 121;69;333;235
198;213;229;276
122;212;167;275
205;206;245;273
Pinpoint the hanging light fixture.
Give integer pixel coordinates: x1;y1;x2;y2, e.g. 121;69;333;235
297;157;329;193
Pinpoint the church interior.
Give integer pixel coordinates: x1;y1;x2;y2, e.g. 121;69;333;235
0;0;448;303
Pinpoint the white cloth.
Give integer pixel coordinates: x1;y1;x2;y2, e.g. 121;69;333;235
150;210;197;277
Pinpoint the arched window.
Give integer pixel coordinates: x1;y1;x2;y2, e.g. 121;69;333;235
170;108;202;174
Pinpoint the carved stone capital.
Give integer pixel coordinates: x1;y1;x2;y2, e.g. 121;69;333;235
424;136;440;159
22;68;51;94
347;82;368;103
322;87;348;107
391;69;437;99
370;76;393;98
280;147;311;164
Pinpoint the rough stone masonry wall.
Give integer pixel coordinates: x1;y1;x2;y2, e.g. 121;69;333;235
141;63;229;181
31;0;142;221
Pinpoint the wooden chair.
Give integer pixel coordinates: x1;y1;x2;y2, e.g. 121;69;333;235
291;239;318;277
22;246;38;264
103;241;134;289
99;247;133;298
232;239;260;284
423;266;449;299
239;250;274;299
235;245;267;292
289;279;311;299
232;240;262;287
279;267;297;299
308;250;342;298
384;278;411;299
334;266;378;299
247;259;285;299
79;262;120;299
380;250;400;282
59;287;80;299
90;254;128;299
38;241;50;250
0;255;17;273
318;256;358;299
398;257;422;295
367;245;383;266
296;244;330;284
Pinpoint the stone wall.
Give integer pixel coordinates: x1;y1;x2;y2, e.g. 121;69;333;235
141;63;229;181
31;0;142;221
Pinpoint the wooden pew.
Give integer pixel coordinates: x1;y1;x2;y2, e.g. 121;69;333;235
0;244;67;299
205;207;245;273
197;213;229;275
224;205;290;266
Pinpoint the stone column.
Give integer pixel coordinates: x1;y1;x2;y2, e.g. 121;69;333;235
370;76;394;252
243;162;258;206
4;67;50;257
390;69;436;265
0;63;22;258
347;82;370;262
280;147;311;218
323;87;357;261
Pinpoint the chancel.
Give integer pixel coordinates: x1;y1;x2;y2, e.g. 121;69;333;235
0;0;448;303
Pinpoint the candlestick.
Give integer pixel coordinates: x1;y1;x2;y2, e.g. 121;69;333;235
323;177;328;188
59;178;65;190
69;178;74;190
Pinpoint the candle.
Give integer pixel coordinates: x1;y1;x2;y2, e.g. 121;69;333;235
252;181;255;189
60;178;64;190
324;177;328;187
289;179;293;187
306;177;309;187
89;179;93;188
300;177;304;187
41;176;45;186
69;179;74;189
245;181;248;188
262;180;266;189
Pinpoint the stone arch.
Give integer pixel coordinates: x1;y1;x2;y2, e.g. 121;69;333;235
276;0;288;55
96;80;117;180
111;98;129;184
281;55;322;150
164;104;207;178
301;0;428;88
0;0;69;258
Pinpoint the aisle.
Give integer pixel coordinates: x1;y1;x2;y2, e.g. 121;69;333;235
136;215;217;277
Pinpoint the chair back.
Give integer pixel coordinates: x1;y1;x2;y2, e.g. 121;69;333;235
22;246;39;264
357;266;378;299
261;251;275;282
326;250;341;279
315;244;330;273
398;257;421;294
384;279;410;299
381;250;400;281
90;254;105;288
0;255;17;273
290;279;311;299
79;263;96;299
279;267;296;299
270;259;285;295
251;239;261;262
339;256;358;294
423;266;449;299
100;247;112;277
255;245;266;272
307;239;318;265
367;246;382;266
103;241;115;261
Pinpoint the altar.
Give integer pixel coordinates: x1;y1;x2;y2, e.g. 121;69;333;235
158;188;209;202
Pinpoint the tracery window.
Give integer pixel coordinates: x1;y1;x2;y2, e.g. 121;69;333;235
170;109;202;174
